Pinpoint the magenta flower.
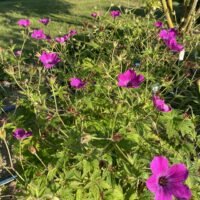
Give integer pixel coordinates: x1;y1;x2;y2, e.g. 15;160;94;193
63;33;71;41
91;12;97;18
14;50;22;57
55;36;66;43
31;29;47;40
118;69;144;88
13;128;32;140
17;19;31;27
159;29;177;41
146;156;192;200
55;34;69;43
154;21;163;28
153;95;172;112
68;30;77;37
70;78;85;89
91;11;101;18
64;34;70;40
39;18;50;25
159;28;183;52
165;38;184;52
110;10;121;19
39;51;61;69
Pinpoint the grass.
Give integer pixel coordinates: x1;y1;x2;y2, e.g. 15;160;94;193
0;0;142;47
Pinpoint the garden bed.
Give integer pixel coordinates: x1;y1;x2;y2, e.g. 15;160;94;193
0;2;200;200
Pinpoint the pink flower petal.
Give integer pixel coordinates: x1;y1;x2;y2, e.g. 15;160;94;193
162;104;172;112
118;74;130;86
171;184;192;199
146;175;158;193
153;96;172;112
154;21;163;28
124;69;136;79
155;188;173;200
168;164;189;183
132;74;145;87
150;156;169;175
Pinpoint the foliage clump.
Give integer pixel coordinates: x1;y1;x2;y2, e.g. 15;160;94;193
0;5;200;200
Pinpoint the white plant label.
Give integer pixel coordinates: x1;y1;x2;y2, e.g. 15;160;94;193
179;49;185;61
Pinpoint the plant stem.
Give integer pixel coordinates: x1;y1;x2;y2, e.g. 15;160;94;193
12;74;25;91
180;0;198;33
167;0;173;12
92;136;111;141
5;167;25;182
114;144;133;165
19;141;24;170
3;139;25;182
51;85;66;128
34;153;47;169
161;0;174;28
3;139;13;168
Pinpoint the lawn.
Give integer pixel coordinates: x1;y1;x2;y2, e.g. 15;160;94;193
0;0;142;47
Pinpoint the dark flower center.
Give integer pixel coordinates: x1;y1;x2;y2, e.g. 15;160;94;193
127;80;133;87
158;176;168;186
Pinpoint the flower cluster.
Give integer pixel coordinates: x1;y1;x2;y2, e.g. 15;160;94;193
159;28;184;52
55;35;69;43
18;18;50;41
55;30;77;43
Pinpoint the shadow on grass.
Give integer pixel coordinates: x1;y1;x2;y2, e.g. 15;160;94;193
0;0;73;17
0;0;91;48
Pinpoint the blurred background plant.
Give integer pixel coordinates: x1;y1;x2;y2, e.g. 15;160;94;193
144;0;200;33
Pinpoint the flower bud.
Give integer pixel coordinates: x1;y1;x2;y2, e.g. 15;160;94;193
48;76;56;85
80;134;92;144
28;146;36;154
112;133;123;142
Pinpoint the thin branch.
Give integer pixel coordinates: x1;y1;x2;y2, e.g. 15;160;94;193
167;0;173;12
180;0;198;32
161;0;174;28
